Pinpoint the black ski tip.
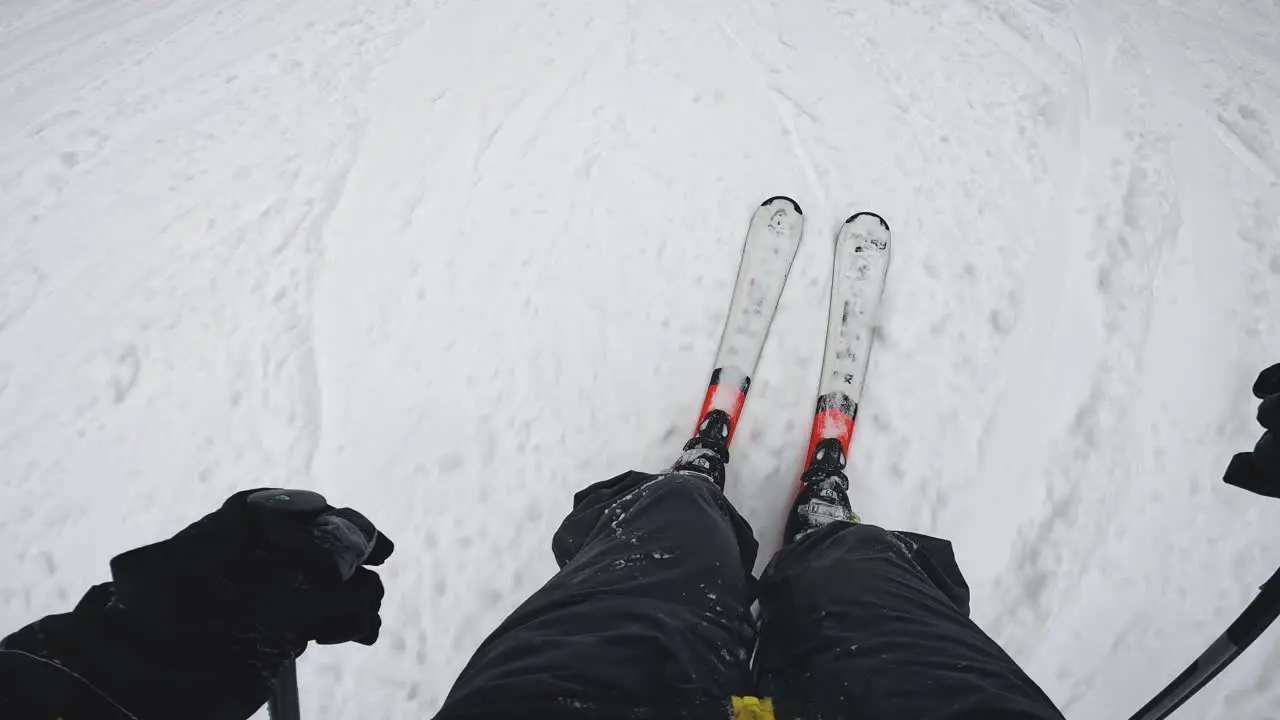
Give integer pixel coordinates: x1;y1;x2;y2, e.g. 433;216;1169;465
762;196;802;215
844;211;889;231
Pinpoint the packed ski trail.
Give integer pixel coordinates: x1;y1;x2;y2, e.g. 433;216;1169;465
2;0;1279;717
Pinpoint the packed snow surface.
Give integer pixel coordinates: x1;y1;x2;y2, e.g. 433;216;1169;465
2;0;1279;717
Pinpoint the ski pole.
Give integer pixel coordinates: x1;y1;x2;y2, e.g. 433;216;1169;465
1129;563;1280;720
268;661;302;720
248;489;331;720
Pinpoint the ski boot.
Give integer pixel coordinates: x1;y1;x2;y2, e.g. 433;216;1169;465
785;438;861;543
670;409;732;489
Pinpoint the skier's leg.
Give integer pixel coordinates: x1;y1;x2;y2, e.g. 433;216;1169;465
755;519;1064;719
437;470;759;717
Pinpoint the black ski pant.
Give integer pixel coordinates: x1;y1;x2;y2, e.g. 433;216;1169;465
437;471;1064;719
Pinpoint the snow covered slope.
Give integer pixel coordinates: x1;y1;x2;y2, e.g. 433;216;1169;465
3;0;1279;717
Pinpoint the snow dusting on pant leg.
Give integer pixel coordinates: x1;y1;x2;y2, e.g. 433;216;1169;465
439;471;757;716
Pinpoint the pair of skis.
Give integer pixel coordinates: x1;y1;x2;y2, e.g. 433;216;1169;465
686;199;1280;720
689;196;891;492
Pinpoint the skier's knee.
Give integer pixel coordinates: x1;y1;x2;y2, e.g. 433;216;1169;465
655;470;725;496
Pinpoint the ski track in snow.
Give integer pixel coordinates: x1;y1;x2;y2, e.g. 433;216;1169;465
2;0;1279;717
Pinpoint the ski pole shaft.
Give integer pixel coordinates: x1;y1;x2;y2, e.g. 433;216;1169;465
1129;564;1280;720
269;661;302;720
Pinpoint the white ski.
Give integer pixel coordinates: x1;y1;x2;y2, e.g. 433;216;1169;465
693;196;804;447
802;212;892;477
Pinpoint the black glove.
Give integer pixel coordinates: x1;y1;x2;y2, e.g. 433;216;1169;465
1;488;393;720
111;488;394;664
1224;363;1280;499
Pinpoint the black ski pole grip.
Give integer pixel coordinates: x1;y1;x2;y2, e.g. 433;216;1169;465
247;488;328;519
247;489;328;550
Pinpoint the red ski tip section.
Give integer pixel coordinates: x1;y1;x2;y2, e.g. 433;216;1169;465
695;367;751;448
803;393;858;469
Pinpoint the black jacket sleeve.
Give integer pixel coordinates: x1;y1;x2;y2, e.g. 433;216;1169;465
0;582;276;720
0;648;137;720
